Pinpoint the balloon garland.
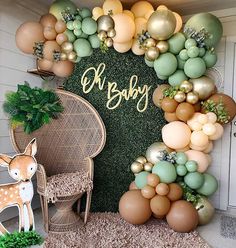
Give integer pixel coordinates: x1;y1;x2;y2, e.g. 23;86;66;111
15;0;236;232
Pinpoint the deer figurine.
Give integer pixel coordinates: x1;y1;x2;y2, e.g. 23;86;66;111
0;138;37;235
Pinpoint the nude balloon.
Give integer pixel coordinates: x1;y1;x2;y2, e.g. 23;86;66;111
131;1;154;18
132;39;145;55
209;123;224;140
113;40;133;53
134;17;147;37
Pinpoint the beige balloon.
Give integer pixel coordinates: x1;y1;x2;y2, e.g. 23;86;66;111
173;12;183;33
113;40;133;53
92;7;104;20
103;0;123;15
147;9;176;40
123;10;135;20
134;17;147;38
131;39;145;55
131;1;154;18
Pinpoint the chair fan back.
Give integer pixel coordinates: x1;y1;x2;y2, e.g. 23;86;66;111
10;89;106;176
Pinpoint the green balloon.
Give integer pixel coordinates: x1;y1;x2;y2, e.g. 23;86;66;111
75;56;82;63
176;165;187;176
152;161;177;183
176;55;186;69
73;20;82;30
179;49;189;61
88;34;100;49
49;0;77;20
74;38;92;57
135;171;150;189
156;74;168;80
199;47;206;57
145;58;154;67
79;7;92;19
168;32;186;54
184;13;223;48
74;28;82;37
185;160;198;172
176;152;188;164
64;29;76;43
203;50;217;68
184;57;206;78
67;21;74;30
197;173;218;196
82;17;98;35
168;70;188;86
184;172;204;189
187;46;200;58
154;53;177;77
75;15;82;21
185;38;197;49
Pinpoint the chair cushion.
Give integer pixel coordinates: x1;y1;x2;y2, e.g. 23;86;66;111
45;170;93;203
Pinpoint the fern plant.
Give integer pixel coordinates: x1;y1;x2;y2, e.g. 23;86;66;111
3;82;64;134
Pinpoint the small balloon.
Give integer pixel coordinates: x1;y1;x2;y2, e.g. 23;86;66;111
43;27;57;40
107;28;116;38
104;37;113;47
131;161;143;174
67;51;77;62
61;41;73;53
156;41;169;53
55;20;67;33
143;162;153;172
40;13;57;28
186;92;199;104
141;185;156;199
174;91;186;103
145;47;159;61
56;33;68;45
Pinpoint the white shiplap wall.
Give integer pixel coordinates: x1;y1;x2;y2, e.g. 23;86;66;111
0;0;48;223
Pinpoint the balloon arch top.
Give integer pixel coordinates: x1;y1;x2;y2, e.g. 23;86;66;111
15;0;236;233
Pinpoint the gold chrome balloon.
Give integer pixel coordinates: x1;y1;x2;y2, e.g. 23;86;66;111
107;28;116;38
60;52;67;61
174;91;186;103
67;51;77;62
97;15;115;32
144;162;153;172
147;9;176;40
61;41;73;54
156;41;169;53
131;161;144;174
190;76;216;100
136;156;147;164
186;91;199;104
104;37;113;47
98;30;107;41
179;80;193;93
144;38;157;49
145;47;159;61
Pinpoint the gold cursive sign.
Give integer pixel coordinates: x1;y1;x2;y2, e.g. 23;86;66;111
81;63;152;112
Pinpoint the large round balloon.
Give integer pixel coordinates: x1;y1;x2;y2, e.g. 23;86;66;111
197;173;218;196
15;22;45;54
166;200;199;232
112;14;135;43
154;53;177;77
152;161;177;183
82;17;97;35
146;142;172;164
147;9;176;40
52;60;74;77
184;13;223;48
162;121;191;149
113;40;133;53
119;190;152;224
74;38;92;57
131;1;154;18
184;172;204;189
49;0;77;20
103;0;123;15
167;32;186;54
184;57;206;78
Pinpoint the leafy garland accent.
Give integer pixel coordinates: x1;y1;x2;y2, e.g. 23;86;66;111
3;82;64;134
179;181;201;204
163;86;179;98
0;231;43;248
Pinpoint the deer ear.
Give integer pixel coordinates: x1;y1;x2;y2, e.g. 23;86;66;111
24;138;37;157
0;154;12;167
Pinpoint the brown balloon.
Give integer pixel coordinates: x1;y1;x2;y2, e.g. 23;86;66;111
40;13;57;28
152;84;170;107
129;181;138;190
52;60;74;77
55;20;67;33
43;41;61;61
43;27;57;40
164;112;179;122
56;33;68;45
153;213;165;219
166;200;198;232
15;21;45;54
194;102;201;112
155;183;169;196
161;97;179;113
119;190;152;225
176;102;195;122
147;174;160;187
150;195;171;216
166;183;183;201
141;185;156;199
37;59;53;71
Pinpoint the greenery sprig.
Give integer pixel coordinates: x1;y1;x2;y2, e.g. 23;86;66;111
201;99;230;124
3;82;64;134
179;181;201;205
0;231;43;248
163;86;179;98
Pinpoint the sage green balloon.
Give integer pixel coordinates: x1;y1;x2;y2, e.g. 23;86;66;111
168;32;186;54
77;32;88;39
199;47;206;57
184;57;206;78
135;171;150;189
49;0;77;20
154;53;177;77
67;21;74;30
176;152;188;165
197;173;218;196
168;70;188;86
88;34;100;49
82;17;97;35
145;58;154;67
152;161;177;183
185;38;197;49
184;13;223;48
74;38;92;57
74;28;82;37
187;46;200;58
75;15;82;21
79;7;92;19
73;20;82;30
156;74;168;80
176;55;186;69
64;29;76;43
203;50;217;68
176;165;187;176
179;49;189;61
184;172;204;189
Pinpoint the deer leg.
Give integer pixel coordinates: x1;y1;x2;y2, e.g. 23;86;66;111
26;202;34;231
18;204;25;232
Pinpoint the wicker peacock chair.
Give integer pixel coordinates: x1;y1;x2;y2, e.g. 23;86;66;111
10;89;106;233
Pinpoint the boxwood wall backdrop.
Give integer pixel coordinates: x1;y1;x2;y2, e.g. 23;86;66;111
64;49;166;212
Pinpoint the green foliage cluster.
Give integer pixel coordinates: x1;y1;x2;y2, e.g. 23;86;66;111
0;231;43;248
3;82;64;134
163;86;179;98
179;181;201;205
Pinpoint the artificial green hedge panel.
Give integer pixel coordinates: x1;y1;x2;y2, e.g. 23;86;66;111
64;48;166;212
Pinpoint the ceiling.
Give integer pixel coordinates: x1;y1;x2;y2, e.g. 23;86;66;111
39;0;236;15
